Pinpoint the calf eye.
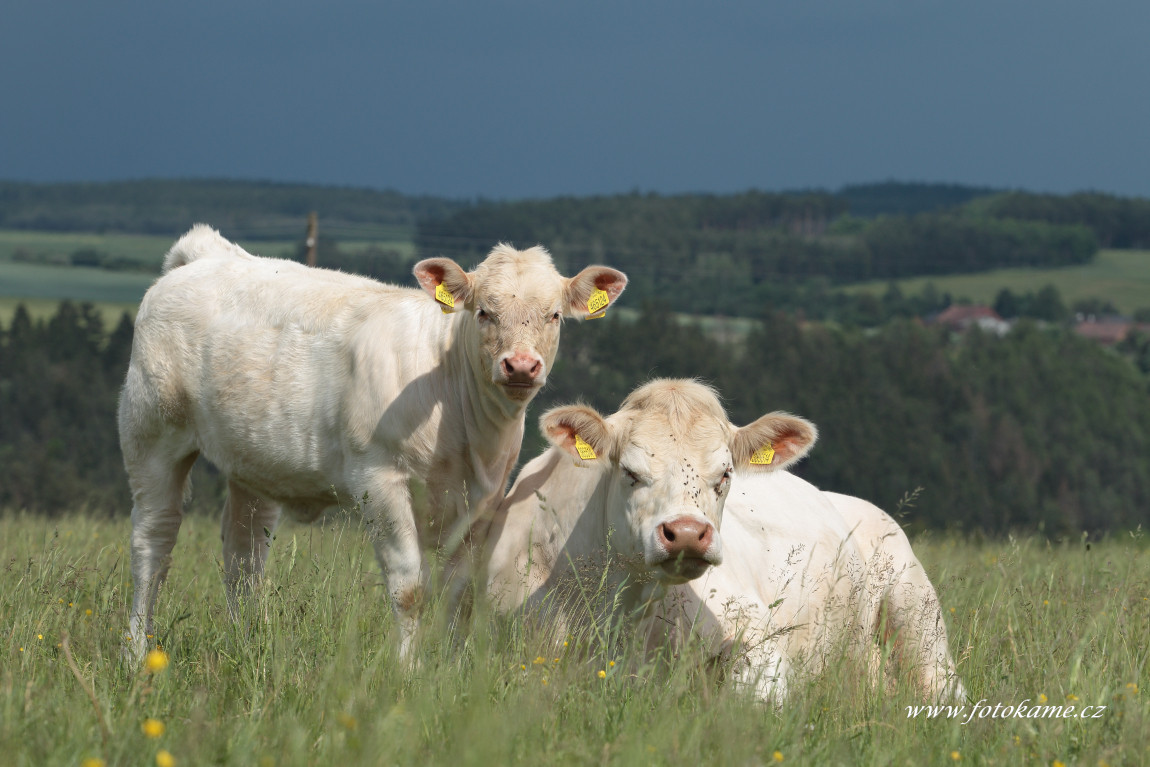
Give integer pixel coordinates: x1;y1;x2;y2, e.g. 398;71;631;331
622;468;641;487
550;312;560;323
477;308;490;321
715;469;731;497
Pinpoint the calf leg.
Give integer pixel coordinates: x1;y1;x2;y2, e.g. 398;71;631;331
126;450;198;664
221;480;282;616
361;474;425;660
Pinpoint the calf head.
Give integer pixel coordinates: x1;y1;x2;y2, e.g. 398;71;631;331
542;379;817;584
414;245;627;403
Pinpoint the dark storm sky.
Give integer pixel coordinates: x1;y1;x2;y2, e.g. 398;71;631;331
3;0;1148;199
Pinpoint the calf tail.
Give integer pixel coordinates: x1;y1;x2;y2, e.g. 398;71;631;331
162;224;249;274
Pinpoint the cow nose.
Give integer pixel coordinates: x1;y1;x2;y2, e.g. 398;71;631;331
501;353;542;383
657;516;715;559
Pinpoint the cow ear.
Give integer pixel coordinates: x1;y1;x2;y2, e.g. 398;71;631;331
541;404;612;466
413;258;474;308
563;266;628;319
731;412;817;472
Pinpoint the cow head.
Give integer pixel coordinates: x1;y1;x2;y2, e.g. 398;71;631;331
414;245;627;404
541;379;817;584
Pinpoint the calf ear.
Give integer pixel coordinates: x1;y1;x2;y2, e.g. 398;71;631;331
731;412;817;472
413;258;474;309
541;404;613;466
563;266;628;319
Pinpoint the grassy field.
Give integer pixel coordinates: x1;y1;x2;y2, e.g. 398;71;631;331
0;229;418;326
842;249;1150;314
2;512;1146;766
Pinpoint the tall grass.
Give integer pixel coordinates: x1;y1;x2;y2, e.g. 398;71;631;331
2;513;1146;765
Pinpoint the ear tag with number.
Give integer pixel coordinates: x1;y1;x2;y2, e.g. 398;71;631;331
749;444;775;465
435;283;456;314
574;434;597;460
586;288;610;319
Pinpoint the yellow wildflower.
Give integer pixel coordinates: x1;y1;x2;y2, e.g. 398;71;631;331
37;634;43;641
533;656;546;665
142;718;166;738
608;660;615;668
597;669;606;679
773;751;784;762
1126;683;1138;695
1052;761;1066;767
950;751;960;761
1066;694;1078;702
1038;693;1047;704
81;759;106;767
145;649;170;673
155;749;176;767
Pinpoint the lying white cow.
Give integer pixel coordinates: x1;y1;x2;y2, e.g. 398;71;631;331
825;491;966;701
480;378;818;637
644;478;965;701
482;379;964;702
119;224;626;662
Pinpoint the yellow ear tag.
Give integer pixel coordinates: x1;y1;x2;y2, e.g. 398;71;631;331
586;288;610;318
574;434;597;460
749;444;775;465
435;283;455;314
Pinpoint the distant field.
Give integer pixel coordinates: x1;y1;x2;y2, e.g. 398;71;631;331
0;229;419;327
843;249;1150;313
0;296;137;328
0;261;157;304
0;230;177;267
0;229;412;267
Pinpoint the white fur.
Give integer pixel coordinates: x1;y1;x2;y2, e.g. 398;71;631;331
480;383;964;702
120;225;626;663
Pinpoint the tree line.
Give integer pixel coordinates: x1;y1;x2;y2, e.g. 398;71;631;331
414;193;1101;317
3;300;1147;536
0;179;464;238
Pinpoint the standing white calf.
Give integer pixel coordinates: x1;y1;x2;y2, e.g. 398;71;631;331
119;224;626;663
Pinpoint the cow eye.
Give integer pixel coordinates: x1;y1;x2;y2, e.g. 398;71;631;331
715;469;731;497
549;312;560;323
477;308;490;321
622;467;642;487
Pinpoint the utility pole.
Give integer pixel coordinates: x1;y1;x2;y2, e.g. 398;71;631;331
305;211;318;267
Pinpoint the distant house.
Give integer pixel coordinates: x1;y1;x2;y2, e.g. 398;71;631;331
1073;318;1149;345
931;305;1011;336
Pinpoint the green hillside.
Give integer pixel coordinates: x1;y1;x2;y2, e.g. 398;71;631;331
842;249;1150;314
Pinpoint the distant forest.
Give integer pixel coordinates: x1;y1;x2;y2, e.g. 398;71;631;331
5;181;1150;315
3;179;1150;533
0;179;465;238
2;300;1148;535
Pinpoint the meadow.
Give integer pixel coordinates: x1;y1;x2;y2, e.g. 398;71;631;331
843;249;1150;315
3;512;1146;766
